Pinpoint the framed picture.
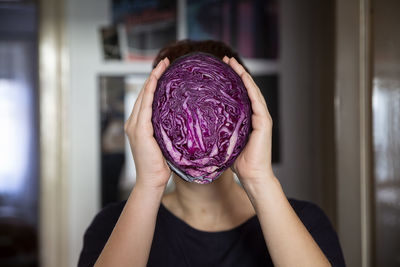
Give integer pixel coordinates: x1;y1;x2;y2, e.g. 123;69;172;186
187;0;279;59
112;0;177;60
100;25;122;60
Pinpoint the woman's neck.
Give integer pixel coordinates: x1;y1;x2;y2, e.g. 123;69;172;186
162;169;256;231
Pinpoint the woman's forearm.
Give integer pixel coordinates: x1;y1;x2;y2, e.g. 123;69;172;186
94;182;165;267
243;177;331;267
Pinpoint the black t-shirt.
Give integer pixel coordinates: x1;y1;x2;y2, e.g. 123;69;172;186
78;199;345;267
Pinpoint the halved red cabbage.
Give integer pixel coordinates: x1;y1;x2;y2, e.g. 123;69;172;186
152;52;251;184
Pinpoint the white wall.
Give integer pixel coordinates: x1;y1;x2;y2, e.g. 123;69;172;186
66;0;104;265
65;0;326;265
272;0;316;201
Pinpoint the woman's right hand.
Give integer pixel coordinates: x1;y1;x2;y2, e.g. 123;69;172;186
124;58;171;190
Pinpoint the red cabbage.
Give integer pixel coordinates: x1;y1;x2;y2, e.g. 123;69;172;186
152;52;251;184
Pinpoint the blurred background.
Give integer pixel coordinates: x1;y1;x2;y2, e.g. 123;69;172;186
0;0;399;266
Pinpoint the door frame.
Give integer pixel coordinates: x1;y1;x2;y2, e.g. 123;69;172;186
335;0;373;266
38;0;70;266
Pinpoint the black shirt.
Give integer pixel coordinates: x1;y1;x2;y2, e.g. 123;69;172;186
78;199;345;267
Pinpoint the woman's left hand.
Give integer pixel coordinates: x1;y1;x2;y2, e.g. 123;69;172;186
223;56;275;187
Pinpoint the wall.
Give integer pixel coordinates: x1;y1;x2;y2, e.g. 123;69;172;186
64;0;334;265
273;0;336;220
66;0;107;265
274;0;318;202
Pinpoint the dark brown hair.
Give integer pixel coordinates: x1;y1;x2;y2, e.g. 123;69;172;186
153;39;249;72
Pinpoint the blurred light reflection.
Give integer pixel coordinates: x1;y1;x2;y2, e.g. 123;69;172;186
0;78;30;195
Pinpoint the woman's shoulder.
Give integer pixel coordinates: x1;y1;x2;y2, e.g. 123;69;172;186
87;201;127;233
82;201;128;246
288;198;346;266
78;201;127;267
288;198;326;217
287;198;333;231
94;201;126;220
287;198;336;235
288;198;322;211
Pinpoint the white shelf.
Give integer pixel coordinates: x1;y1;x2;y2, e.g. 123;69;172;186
97;58;279;76
97;60;153;75
243;58;280;75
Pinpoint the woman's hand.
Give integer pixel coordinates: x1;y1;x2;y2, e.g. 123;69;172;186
124;58;171;190
223;56;275;186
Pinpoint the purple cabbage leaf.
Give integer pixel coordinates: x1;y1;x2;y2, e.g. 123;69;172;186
152;52;252;184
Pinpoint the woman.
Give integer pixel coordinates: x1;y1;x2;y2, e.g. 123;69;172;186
78;40;345;267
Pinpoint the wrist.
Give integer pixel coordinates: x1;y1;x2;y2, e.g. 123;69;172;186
134;171;170;192
236;166;275;184
125;181;166;216
241;176;284;208
133;180;166;197
239;168;276;192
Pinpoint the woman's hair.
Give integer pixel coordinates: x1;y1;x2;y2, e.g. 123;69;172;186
153;39;249;72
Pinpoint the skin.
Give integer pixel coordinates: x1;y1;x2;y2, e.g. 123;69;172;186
94;57;331;267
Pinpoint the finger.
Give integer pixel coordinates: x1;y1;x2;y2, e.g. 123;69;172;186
222;55;229;63
228;58;268;117
137;75;158;126
228;57;265;102
131;87;145;125
138;58;169;125
152;57;169;80
243;73;270;114
125;81;146;130
163;57;170;67
247;76;271;116
241;72;269;117
228;57;247;75
228;57;259;99
229;57;272;117
132;58;168;125
247;75;269;110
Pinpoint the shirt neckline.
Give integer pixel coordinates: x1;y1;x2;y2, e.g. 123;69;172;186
159;202;258;236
